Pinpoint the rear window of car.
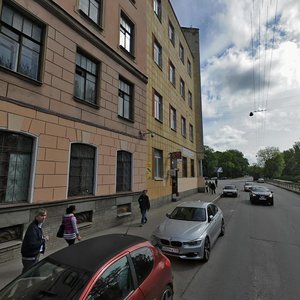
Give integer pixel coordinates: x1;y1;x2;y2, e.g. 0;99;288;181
130;247;154;285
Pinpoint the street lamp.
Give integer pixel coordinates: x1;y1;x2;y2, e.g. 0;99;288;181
249;109;267;116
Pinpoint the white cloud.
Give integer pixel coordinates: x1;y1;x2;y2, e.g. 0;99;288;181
171;0;300;164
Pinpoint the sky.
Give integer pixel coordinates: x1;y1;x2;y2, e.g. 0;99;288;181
170;0;300;164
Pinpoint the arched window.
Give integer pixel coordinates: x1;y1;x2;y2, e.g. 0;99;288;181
116;151;132;192
68;143;95;197
0;131;33;203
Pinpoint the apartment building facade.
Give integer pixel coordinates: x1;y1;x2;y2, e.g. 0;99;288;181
146;0;204;205
0;0;148;262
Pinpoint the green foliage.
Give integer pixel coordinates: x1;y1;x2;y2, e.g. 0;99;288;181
203;146;249;178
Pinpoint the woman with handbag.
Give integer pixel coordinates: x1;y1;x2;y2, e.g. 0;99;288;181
62;205;81;246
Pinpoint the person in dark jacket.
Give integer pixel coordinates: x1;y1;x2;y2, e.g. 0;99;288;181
21;209;48;273
138;190;150;226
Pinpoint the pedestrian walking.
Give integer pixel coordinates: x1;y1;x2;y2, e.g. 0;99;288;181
138;190;150;226
211;182;216;194
215;178;218;187
21;208;48;273
205;180;209;193
63;205;81;246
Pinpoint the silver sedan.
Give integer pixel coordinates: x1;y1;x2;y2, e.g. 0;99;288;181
151;201;225;262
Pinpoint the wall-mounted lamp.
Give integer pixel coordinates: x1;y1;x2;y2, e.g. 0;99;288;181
139;130;155;139
249;108;267;116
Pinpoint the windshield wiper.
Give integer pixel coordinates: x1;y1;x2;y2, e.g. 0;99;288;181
38;289;57;297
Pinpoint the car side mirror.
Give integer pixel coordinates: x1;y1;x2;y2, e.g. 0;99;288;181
166;213;170;218
208;215;214;222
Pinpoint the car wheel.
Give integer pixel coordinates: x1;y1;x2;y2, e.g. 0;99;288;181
161;285;173;300
220;219;225;236
203;238;210;262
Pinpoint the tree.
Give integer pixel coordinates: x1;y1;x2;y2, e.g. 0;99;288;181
203;146;218;177
257;147;284;178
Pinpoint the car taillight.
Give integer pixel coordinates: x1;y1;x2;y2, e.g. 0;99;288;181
165;257;171;268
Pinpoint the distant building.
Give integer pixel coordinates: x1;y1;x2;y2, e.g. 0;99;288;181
0;0;147;262
145;0;205;204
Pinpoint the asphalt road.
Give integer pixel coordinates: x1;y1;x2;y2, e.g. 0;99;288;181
173;179;300;300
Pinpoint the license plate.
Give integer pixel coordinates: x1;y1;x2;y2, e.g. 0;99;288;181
162;246;179;253
259;196;266;200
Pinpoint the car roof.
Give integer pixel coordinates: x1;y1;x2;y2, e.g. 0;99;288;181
48;234;147;273
176;201;210;208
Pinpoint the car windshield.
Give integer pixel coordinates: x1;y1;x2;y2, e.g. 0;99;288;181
252;186;269;192
169;207;206;221
0;259;90;299
245;182;252;185
224;185;236;189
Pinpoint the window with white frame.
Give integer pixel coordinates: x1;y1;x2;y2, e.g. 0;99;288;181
153;0;161;20
180;78;185;98
79;0;102;25
168;21;175;45
153;38;162;68
75;51;98;105
188;91;193;109
0;131;33;203
169;61;175;85
153;148;163;178
189;123;194;142
154;90;163;122
0;4;43;80
181;116;186;137
170;106;176;131
68;143;95;197
120;12;134;54
116;151;132;192
179;43;184;63
118;77;133;121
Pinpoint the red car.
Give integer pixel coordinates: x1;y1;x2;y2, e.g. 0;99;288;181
0;234;174;300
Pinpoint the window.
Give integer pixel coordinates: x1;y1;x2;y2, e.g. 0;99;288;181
153;37;162;68
79;0;102;25
179;43;184;63
120;12;134;55
181;116;186;137
182;157;187;177
168;21;175;45
169;61;175;85
130;247;154;285
75;52;98;105
191;159;195;177
180;78;185;98
189;124;194;142
188;91;193;109
153;0;161;20
0;4;43;80
118;77;133;121
153;148;163;178
153;90;163;122
88;256;134;300
187;59;192;77
68;143;95;197
170;106;176;131
116;151;132;192
0;131;33;203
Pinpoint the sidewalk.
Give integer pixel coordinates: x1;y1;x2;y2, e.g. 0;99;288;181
0;190;220;289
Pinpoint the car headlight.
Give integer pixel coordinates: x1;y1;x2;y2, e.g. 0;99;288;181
183;239;202;246
268;194;273;198
151;235;159;245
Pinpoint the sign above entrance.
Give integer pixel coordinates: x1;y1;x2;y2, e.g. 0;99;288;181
170;151;182;159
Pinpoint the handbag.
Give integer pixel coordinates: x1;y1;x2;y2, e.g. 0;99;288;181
56;223;64;238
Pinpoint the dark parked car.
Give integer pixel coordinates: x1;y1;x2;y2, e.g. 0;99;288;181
250;186;274;205
0;234;174;300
